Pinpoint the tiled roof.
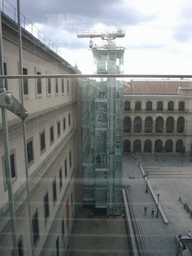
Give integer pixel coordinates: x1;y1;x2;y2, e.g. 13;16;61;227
124;80;192;94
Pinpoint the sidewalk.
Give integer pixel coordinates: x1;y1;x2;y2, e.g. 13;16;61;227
122;154;192;256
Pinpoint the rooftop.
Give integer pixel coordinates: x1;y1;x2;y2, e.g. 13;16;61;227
124;80;192;95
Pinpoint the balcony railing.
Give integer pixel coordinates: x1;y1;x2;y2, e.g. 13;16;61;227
1;0;61;56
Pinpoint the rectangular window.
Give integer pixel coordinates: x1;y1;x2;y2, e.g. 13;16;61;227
3;150;17;191
50;126;54;144
12;237;24;256
71;193;73;208
57;121;61;137
59;168;62;189
67;80;69;94
44;192;49;220
56;236;59;256
37;72;42;94
63;117;66;131
48;78;51;94
69;150;72;167
65;159;67;178
32;210;39;246
18;237;24;256
68;114;71;126
27;139;34;165
62;79;64;93
55;78;58;94
66;197;69;229
3;62;8;90
62;219;65;237
10;153;16;179
23;68;28;94
53;178;57;203
40;130;46;153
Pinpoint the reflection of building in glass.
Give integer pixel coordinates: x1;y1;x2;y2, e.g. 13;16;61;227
123;81;192;154
78;29;125;215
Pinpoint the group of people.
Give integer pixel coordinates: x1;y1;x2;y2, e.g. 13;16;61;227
144;206;155;217
184;202;192;218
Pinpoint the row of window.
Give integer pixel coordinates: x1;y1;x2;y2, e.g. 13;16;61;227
12;191;73;255
2;114;71;190
36;73;70;96
27;114;71;166
123;116;185;133
124;100;185;111
123;139;185;153
3;63;71;96
33;192;73;247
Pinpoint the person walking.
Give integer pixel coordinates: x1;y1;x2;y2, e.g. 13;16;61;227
144;206;147;215
151;208;154;217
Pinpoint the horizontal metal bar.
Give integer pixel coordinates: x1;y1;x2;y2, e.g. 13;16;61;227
0;74;192;79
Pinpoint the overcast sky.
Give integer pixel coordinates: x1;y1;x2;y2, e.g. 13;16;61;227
3;0;192;75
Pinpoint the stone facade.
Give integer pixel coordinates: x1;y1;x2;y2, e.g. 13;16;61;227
0;13;82;255
123;81;192;155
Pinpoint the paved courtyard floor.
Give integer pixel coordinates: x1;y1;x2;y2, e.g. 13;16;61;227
122;153;192;255
67;207;129;256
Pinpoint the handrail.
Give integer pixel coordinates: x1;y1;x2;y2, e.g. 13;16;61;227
1;0;60;55
122;187;139;256
1;74;192;79
139;163;169;224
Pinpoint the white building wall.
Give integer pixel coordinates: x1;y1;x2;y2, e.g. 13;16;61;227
0;14;81;256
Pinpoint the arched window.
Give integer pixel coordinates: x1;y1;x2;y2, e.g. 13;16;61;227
146;101;152;111
124;101;130;110
166;116;174;133
135;101;141;110
168;101;174;111
155;116;163;133
165;139;173;152
177;116;185;133
176;140;183;153
155;140;162;152
133;140;141;152
157;101;163;111
123;117;131;133
144;140;152;152
134;116;142;133
179;101;185;111
123;140;131;153
145;116;153;133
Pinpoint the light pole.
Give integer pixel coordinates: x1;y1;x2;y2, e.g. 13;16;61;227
156;193;160;218
145;172;149;193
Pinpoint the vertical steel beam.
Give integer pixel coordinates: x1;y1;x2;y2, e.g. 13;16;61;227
17;1;34;255
0;7;18;255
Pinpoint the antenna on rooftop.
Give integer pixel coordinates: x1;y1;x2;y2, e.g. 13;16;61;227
77;28;125;50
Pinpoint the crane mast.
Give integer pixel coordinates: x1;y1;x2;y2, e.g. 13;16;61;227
78;28;125;216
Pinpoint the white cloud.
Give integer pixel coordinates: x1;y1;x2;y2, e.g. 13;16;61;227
6;0;192;75
60;48;94;74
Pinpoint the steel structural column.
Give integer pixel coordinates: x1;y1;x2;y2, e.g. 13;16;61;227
0;7;18;256
17;1;34;254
